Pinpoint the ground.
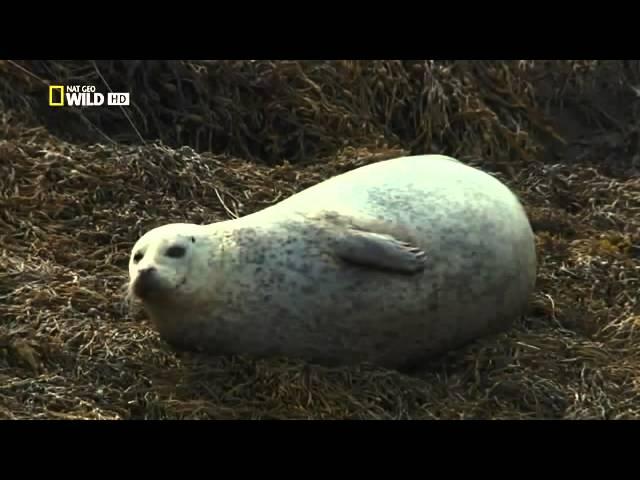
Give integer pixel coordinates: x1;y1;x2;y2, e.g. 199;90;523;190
0;60;638;419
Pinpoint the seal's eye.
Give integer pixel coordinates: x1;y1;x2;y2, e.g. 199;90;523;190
166;245;187;258
191;236;196;243
133;252;143;263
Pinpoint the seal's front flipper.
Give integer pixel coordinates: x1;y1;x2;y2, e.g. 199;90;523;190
334;229;426;274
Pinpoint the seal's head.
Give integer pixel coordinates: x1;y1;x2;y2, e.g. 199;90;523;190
127;223;208;307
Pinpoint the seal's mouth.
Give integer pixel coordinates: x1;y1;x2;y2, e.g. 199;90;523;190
132;276;156;301
132;267;165;301
131;269;187;302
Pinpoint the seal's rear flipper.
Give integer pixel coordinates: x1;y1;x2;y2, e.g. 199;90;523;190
334;228;426;274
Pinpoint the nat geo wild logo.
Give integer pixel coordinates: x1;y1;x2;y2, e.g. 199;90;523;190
48;84;130;107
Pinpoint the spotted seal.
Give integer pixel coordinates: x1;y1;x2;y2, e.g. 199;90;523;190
127;154;537;370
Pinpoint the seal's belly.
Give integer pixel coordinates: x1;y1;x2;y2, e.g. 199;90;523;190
210;221;530;368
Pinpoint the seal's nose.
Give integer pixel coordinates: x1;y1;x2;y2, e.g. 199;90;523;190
133;266;158;299
139;266;156;279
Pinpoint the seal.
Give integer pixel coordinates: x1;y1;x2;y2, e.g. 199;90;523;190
127;154;537;370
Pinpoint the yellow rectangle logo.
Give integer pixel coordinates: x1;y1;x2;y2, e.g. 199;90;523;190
49;85;65;106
